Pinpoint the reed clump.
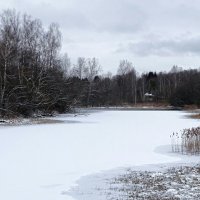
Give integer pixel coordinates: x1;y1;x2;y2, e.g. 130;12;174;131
170;127;200;154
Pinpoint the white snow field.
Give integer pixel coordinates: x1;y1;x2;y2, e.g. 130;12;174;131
0;110;199;200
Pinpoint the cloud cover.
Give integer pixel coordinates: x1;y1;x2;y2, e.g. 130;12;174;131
1;0;200;72
117;36;200;56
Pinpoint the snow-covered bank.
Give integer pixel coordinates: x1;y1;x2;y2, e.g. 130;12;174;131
68;162;200;200
69;150;200;200
0;110;199;200
0;117;64;126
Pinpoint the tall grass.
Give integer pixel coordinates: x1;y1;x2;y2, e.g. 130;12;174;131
170;127;200;154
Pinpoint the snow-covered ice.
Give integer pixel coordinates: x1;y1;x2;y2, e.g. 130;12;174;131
0;110;199;200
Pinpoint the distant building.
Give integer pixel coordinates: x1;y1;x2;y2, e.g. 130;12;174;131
144;93;155;102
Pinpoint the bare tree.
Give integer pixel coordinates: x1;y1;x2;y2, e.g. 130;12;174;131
0;9;20;114
72;57;86;79
117;60;133;76
61;53;71;77
85;58;101;106
116;60;137;104
43;23;61;68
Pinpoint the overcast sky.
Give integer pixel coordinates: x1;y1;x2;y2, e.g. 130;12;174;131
1;0;200;73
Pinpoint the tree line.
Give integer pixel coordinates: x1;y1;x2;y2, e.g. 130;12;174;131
0;9;200;117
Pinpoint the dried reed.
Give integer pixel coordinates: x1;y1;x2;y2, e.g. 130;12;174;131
170;127;200;155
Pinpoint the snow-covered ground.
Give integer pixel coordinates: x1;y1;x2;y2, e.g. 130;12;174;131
0;110;199;200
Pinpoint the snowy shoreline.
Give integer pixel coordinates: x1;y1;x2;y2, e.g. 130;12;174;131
105;164;200;200
68;145;200;200
68;163;200;200
0;106;197;127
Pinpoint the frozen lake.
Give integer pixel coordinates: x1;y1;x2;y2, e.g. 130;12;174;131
0;110;199;200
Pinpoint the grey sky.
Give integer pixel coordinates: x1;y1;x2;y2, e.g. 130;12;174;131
1;0;200;73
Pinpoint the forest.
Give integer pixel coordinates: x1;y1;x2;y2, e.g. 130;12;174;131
0;9;200;117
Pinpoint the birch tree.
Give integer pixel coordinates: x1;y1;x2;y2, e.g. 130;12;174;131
0;10;20;115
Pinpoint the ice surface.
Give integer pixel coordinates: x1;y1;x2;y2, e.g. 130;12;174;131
0;110;199;200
